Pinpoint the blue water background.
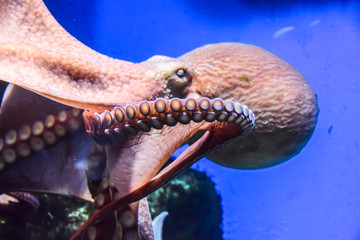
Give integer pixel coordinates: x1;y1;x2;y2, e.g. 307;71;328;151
46;0;360;239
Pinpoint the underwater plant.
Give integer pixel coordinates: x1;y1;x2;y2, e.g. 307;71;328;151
0;0;318;239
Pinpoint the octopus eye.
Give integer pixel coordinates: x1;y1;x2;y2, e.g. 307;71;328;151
176;68;186;78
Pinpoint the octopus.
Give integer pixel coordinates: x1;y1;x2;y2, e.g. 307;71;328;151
0;0;319;239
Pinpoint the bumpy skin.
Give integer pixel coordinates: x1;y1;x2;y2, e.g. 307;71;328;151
180;44;319;168
0;0;318;239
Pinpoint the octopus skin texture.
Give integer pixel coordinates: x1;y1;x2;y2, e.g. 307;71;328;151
0;0;319;239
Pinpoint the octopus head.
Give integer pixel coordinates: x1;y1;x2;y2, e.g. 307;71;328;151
180;43;319;169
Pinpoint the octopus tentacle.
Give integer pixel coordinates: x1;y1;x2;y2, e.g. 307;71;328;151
0;0;194;110
87;178;153;240
0;107;83;172
0;85;92;200
86;178;118;240
83;97;255;145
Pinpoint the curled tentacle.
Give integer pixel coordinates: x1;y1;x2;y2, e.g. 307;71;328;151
83;97;255;145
